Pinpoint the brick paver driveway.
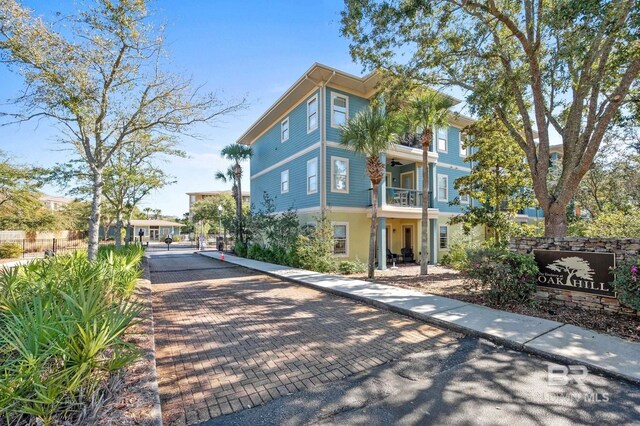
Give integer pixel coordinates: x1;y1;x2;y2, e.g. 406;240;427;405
150;252;456;425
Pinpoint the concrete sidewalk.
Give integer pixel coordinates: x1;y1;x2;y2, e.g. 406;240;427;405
198;250;640;385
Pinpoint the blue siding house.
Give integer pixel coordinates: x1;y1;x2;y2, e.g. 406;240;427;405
237;64;540;265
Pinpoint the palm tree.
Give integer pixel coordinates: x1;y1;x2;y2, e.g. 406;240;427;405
402;93;450;275
143;207;151;219
215;166;238;205
220;144;253;244
340;107;399;278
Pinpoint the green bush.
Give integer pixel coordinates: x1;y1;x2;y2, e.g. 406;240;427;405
337;259;367;275
295;218;337;273
0;247;143;425
440;241;474;270
610;258;640;310
462;248;538;305
234;240;248;257
0;242;22;259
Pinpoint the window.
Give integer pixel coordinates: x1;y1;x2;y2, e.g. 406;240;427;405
307;95;318;132
331;93;348;128
307;157;318;194
437;174;448;201
331;156;349;193
439;226;448;249
460;133;467;157
281;169;289;193
460;193;470;204
437;127;448;152
333;223;348;256
281;117;289;142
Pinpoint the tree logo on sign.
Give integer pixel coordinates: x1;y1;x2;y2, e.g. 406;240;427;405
547;257;595;286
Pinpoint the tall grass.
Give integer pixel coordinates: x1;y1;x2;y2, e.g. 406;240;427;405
0;245;144;425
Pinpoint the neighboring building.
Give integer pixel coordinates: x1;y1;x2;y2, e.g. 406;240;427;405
101;219;184;241
187;190;250;215
237;63;540;265
40;194;74;211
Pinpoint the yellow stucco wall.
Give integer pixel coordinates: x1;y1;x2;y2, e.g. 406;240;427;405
295;211;486;264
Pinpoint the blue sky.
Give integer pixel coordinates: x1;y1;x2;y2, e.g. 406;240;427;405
0;0;468;217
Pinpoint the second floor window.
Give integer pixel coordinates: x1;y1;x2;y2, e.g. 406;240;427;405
460;193;470;204
437;127;447;152
307;157;317;194
281;117;289;142
281;169;289;194
331;93;348;127
307;95;318;132
437;174;448;201
331;156;349;193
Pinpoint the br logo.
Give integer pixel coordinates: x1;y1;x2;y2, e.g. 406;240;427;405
547;364;589;387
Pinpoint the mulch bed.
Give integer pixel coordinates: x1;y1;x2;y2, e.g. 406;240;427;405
94;257;161;426
349;264;640;343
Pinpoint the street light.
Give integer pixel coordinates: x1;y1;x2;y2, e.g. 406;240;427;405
218;205;223;252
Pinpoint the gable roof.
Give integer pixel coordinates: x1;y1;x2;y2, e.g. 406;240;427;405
236;63;380;146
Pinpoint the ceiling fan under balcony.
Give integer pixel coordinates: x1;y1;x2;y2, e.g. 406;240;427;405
389;158;403;167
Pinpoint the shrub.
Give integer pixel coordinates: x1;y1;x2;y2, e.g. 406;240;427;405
338;259;367;275
610;258;640;310
234;240;248;257
295;218;337;273
0;247;143;425
441;241;475;270
462;248;538;305
0;242;22;259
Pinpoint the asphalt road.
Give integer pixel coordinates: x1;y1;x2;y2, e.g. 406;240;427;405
200;335;640;426
148;251;640;426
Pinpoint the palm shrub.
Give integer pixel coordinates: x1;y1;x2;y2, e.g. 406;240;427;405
0;247;143;425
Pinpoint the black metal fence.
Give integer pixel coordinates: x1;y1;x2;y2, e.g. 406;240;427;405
0;237;87;259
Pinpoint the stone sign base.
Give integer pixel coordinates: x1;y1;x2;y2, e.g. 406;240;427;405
511;237;640;316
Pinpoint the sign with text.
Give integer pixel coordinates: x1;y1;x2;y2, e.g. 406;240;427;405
532;249;615;297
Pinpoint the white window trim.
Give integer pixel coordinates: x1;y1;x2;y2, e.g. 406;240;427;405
385;172;392;186
439;225;449;249
281;116;289;142
332;221;349;257
437;173;449;202
330;91;349;129
460;193;470;204
459;134;467;157
307;94;319;133
307;157;318;195
437;127;448;153
331;156;349;194
281;169;289;194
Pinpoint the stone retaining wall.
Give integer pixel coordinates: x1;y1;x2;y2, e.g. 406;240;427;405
511;237;640;316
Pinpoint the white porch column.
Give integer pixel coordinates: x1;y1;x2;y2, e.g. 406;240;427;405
429;218;438;264
378;217;387;270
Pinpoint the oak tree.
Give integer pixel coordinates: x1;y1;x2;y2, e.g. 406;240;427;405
0;0;246;259
342;0;640;236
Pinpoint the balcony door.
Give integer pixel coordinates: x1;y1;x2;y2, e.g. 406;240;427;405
400;171;415;189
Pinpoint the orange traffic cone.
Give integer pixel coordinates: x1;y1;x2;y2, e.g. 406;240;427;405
220;252;225;261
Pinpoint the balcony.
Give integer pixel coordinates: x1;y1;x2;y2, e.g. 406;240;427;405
369;187;433;208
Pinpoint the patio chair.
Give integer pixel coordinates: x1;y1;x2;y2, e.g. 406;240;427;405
401;247;415;264
386;249;399;264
